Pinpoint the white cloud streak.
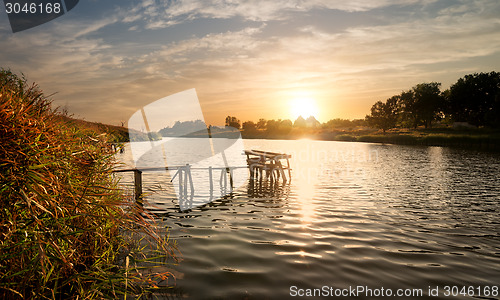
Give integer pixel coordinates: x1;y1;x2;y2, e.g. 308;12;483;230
123;0;438;29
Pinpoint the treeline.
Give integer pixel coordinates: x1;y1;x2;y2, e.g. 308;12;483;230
366;72;500;132
225;115;366;135
158;119;206;136
156;116;366;139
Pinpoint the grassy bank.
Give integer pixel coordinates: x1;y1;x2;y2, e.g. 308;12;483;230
58;116;157;143
354;130;500;150
240;127;500;151
58;115;130;143
0;70;176;299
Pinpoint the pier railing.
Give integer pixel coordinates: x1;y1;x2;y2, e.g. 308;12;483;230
112;165;248;205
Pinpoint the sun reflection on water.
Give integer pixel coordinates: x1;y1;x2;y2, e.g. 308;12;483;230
295;175;317;225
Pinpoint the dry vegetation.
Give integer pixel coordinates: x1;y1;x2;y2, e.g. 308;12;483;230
0;69;176;299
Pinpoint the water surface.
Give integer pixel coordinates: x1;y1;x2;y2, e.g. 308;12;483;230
116;139;500;299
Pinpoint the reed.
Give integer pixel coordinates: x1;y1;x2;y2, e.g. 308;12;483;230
0;69;176;299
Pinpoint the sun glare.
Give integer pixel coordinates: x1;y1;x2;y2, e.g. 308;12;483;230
290;97;319;120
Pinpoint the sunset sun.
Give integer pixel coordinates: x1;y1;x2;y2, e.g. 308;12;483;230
290;97;319;120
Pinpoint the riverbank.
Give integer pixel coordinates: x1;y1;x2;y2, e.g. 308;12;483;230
58;115;158;143
96;112;499;151
240;127;500;151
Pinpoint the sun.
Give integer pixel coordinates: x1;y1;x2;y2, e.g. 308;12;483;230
290;97;319;120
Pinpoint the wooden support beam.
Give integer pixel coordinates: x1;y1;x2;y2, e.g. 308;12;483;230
209;166;213;198
133;169;143;206
187;164;194;194
183;165;188;196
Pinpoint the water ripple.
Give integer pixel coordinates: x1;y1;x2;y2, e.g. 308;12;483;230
116;140;500;299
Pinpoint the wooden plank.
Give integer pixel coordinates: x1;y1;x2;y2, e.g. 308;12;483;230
250;149;292;158
208;166;213;191
113;166;248;173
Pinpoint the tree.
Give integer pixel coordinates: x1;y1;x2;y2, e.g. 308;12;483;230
398;83;443;128
412;82;443;128
398;90;416;128
366;96;399;132
257;118;267;130
266;119;292;134
323;118;352;129
242;121;257;132
446;72;500;127
225;115;241;129
159;119;206;136
279;119;293;133
266;119;279;133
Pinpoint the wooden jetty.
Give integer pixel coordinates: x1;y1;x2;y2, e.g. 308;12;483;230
244;149;291;182
113;149;292;205
112;165;246;205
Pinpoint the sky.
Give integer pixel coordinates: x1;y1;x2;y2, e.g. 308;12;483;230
1;0;500;126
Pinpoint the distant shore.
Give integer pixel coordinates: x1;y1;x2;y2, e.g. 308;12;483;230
85;118;500;152
238;127;500;151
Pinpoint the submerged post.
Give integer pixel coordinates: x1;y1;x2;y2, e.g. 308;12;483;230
224;168;228;190
133;169;143;205
186;164;194;194
209;166;213;197
183;165;188;196
229;168;234;193
178;168;183;197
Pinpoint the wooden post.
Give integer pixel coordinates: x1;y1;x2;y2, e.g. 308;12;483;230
133;169;143;205
223;168;227;190
209;166;213;197
287;157;291;180
229;167;234;193
187;164;194;194
183;165;188;196
275;158;286;182
228;168;234;190
179;168;183;197
221;151;233;189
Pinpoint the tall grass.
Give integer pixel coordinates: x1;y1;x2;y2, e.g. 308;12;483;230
0;69;176;299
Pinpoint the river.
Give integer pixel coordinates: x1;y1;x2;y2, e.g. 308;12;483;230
116;139;500;299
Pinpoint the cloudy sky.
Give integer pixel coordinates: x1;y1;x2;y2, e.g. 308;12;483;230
1;0;500;126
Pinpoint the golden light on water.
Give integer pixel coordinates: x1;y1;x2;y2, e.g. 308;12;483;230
295;172;317;225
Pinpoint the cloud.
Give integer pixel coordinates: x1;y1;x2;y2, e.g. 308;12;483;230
1;0;500;124
130;0;500;120
123;0;439;29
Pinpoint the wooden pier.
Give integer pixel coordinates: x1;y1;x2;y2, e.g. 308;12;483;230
244;149;291;182
112;165;247;204
113;150;292;206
